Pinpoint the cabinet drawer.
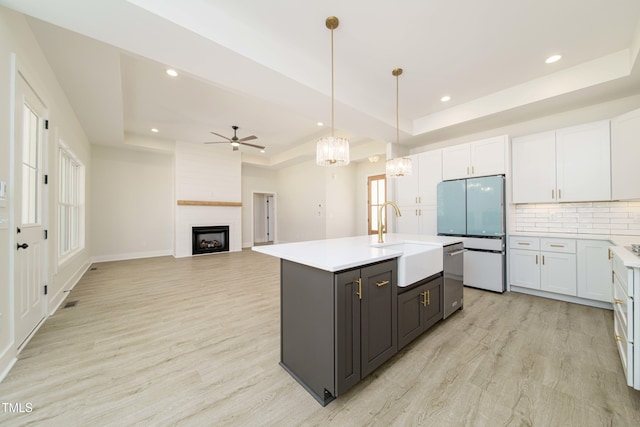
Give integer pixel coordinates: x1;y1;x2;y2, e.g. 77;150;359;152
509;236;540;250
614;310;635;387
541;238;576;253
613;274;633;339
612;253;633;296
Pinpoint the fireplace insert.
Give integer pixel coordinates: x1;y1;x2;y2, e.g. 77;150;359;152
192;226;229;255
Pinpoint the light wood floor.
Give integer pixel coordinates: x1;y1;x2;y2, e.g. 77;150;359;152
1;249;639;426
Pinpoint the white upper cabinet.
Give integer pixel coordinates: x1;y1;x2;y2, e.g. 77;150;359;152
393;150;442;235
511;120;611;203
611;108;640;200
442;135;507;180
512;131;556;203
394;154;420;206
556;120;611;202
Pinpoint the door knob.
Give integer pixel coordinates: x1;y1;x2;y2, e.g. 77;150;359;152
17;243;29;250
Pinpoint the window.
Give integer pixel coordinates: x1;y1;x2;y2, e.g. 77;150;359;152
21;104;41;225
367;174;386;235
58;141;84;262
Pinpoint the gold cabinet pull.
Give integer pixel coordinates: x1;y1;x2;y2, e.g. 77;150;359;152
558;189;562;199
614;299;624;305
535;255;538;265
355;278;362;300
376;280;390;287
542;255;545;265
420;291;430;307
518;242;530;246
608;249;612;260
612;270;615;284
552;189;555;199
549;244;565;248
471;166;475;175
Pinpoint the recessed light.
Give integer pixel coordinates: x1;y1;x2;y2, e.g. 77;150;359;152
441;95;451;102
317;122;324;127
151;128;159;133
166;69;178;77
545;54;562;64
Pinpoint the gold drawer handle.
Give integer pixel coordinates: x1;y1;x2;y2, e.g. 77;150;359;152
614;299;624;305
376;280;390;287
517;242;530;246
549;244;565;248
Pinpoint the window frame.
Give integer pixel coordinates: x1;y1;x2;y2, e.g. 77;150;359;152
57;139;85;265
367;174;386;235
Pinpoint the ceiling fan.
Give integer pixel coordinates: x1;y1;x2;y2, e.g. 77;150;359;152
205;125;265;151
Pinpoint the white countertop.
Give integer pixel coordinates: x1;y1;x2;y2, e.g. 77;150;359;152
252;233;463;272
509;231;640;268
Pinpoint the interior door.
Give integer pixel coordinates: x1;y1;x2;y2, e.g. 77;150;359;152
14;73;48;349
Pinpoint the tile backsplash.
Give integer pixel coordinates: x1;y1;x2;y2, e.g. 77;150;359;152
513;201;640;236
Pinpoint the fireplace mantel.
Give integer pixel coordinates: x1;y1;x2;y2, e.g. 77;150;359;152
177;200;242;207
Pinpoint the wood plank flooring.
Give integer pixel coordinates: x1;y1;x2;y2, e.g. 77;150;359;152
1;249;639;426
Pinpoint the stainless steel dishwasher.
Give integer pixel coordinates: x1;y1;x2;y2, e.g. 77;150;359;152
443;242;465;319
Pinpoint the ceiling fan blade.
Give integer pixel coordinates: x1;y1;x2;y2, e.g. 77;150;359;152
210;132;231;141
237;135;257;142
203;141;228;144
240;142;266;149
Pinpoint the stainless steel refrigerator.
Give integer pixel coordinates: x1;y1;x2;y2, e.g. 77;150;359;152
437;175;506;293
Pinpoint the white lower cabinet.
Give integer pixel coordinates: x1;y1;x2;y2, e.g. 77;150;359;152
509;236;612;303
509;236;577;296
610;249;638;390
577;240;612;302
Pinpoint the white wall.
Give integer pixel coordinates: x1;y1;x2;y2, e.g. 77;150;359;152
356;159;386;236
174;142;242;257
241;164;277;247
91;145;174;261
325;163;358;239
276;160;326;243
0;6;92;380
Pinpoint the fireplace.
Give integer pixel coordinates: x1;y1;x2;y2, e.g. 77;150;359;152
192;226;230;255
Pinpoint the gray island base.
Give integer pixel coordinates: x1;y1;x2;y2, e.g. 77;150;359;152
280;257;447;405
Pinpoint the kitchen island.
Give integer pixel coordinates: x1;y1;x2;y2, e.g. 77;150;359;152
252;233;462;405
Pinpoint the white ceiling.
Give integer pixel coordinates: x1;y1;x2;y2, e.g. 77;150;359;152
2;0;640;167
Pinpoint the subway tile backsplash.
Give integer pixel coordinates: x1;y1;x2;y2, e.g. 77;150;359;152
513;201;640;236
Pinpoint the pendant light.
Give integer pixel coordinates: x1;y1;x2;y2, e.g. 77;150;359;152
316;16;350;167
386;68;412;177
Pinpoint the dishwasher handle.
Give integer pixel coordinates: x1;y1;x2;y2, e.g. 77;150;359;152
446;249;467;256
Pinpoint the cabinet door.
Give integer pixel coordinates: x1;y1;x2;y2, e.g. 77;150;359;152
577;240;612;302
541;252;577;295
335;269;361;395
394;154;420;206
442;144;471;180
471;136;506;177
511;131;556;203
395;207;420;234
509;249;540;289
417;149;442;205
360;261;397;378
556;120;611;202
419;205;438;236
397;285;425;350
611;108;640;200
422;276;443;330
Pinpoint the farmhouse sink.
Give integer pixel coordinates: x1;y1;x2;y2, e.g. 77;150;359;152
377;242;443;287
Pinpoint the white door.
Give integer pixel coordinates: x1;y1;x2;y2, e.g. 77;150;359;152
14;73;48;348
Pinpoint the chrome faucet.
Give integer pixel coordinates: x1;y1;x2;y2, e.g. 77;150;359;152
378;201;402;243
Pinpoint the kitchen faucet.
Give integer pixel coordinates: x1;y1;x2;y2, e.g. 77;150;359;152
378;201;402;243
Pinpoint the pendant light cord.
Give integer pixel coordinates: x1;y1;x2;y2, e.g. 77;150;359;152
331;27;335;138
396;73;399;145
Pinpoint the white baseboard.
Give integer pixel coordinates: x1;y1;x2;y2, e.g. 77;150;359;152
510;286;613;310
92;249;173;263
49;258;92;315
0;353;17;384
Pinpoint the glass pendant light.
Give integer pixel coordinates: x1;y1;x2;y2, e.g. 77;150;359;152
386;68;412;177
316;16;350;167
